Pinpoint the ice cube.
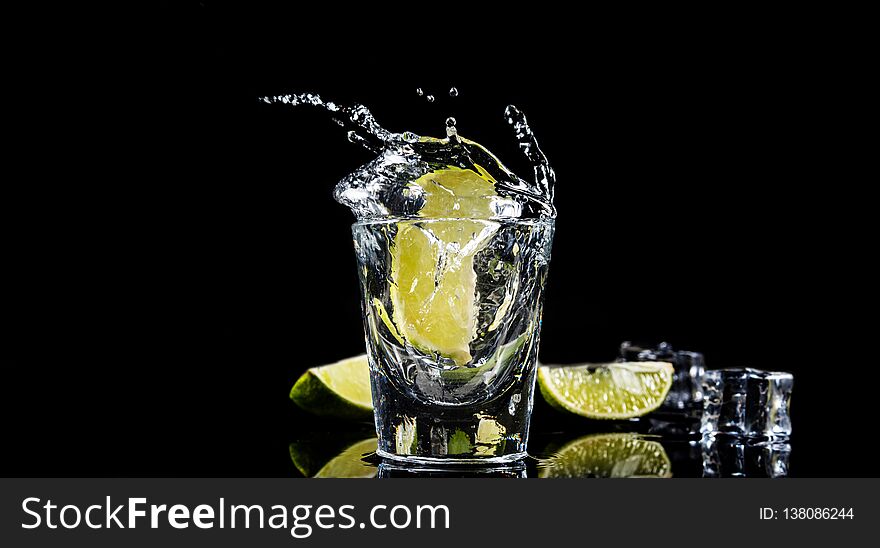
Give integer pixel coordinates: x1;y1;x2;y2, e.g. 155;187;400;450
700;368;793;439
619;341;705;409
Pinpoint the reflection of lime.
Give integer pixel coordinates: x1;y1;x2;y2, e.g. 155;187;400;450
540;433;672;478
290;355;373;420
289;438;377;478
390;167;500;366
538;362;674;419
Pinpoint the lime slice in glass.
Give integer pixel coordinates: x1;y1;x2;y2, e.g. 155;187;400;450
389;166;500;366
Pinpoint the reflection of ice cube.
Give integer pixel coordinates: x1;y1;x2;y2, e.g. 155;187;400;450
700;368;793;439
619;342;705;409
701;437;791;478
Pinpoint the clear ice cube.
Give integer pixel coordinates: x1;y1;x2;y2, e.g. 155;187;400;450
619;341;705;409
700;368;793;439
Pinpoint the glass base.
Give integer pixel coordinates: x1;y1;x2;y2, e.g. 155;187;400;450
376;448;527;466
377;457;527;477
371;368;536;463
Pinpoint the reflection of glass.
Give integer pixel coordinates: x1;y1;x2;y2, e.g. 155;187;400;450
701;437;790;478
354;219;554;464
538;433;672;478
289;435;530;478
378;462;526;478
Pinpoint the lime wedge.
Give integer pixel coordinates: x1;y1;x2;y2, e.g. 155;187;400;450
538;361;674;419
539;433;672;478
389;166;499;366
290;355;373;420
290;438;378;478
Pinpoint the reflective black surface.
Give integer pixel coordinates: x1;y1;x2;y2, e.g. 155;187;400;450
3;4;872;478
287;404;794;479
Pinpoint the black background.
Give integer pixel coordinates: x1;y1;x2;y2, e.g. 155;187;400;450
3;4;872;477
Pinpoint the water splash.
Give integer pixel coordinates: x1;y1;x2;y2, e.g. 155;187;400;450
261;93;406;153
260;92;556;220
505;105;555;204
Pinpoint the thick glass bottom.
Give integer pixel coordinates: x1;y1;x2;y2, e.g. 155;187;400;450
371;366;537;464
376;448;528;466
377;457;527;477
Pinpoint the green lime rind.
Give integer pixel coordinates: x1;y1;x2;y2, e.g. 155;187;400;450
539;433;672;478
290;369;373;421
538;361;674;420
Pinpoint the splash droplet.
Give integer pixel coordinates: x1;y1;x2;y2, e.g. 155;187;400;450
347;130;368;147
505;105;556;203
445;117;457;139
449;87;458;97
259;91;556;219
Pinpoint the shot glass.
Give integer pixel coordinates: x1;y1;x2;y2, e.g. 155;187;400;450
352;218;554;464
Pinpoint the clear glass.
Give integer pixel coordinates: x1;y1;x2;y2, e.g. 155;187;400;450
352;218;554;464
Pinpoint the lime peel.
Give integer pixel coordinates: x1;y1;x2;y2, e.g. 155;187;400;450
290;355;373;420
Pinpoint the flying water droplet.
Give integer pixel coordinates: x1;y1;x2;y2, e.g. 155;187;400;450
347;130;368;147
416;88;424;96
445;117;457;139
426;95;435;103
449;87;458;97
